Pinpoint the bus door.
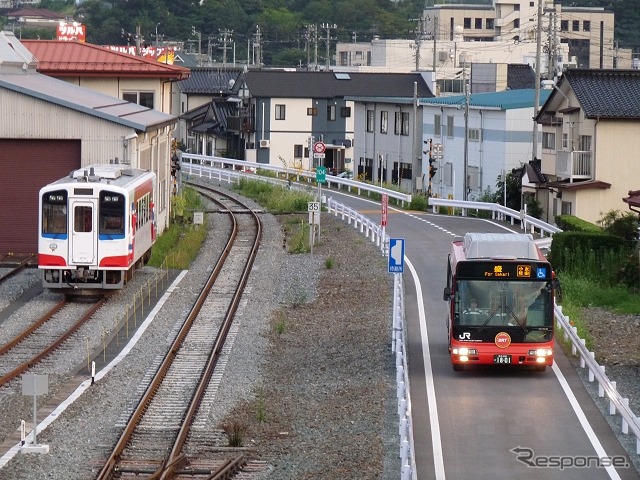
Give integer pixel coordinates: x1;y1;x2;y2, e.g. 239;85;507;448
70;200;97;265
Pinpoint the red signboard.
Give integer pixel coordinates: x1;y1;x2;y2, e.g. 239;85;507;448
381;193;388;227
57;22;86;42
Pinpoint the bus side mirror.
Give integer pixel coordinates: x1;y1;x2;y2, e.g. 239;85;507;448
443;286;451;301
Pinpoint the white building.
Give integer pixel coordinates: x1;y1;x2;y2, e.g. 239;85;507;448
422;88;550;201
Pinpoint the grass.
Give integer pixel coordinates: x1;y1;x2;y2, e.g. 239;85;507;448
147;186;207;269
555;272;640;352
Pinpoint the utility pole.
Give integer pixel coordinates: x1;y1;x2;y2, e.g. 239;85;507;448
432;16;438;72
253;25;262;67
532;0;542;161
463;74;470;201
219;28;233;65
321;23;336;70
410;14;426;71
192;26;202;67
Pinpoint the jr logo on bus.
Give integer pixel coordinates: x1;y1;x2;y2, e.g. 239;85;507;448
495;332;511;348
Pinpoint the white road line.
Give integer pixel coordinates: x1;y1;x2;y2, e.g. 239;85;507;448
552;362;623;479
407;257;446;480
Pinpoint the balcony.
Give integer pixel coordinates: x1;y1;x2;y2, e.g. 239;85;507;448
227;116;255;133
556;150;592;182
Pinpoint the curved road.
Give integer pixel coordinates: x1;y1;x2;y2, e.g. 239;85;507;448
328;190;636;480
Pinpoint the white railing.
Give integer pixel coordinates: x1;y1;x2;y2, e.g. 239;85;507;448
555;304;640;455
556;150;592;181
179;152;413;206
180;161;638;475
428;197;562;242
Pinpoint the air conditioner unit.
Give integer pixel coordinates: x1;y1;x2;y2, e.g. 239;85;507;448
259;139;270;148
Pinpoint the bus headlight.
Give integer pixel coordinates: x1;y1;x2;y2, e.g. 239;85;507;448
529;349;553;357
453;348;477;356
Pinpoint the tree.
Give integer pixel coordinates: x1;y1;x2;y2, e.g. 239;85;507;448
492;171;521;212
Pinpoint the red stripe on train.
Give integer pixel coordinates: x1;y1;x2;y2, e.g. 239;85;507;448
39;254;67;267
99;255;130;268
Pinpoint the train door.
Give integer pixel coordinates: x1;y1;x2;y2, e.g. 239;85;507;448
70;200;97;264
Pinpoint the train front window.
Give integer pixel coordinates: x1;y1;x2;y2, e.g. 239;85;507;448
455;279;551;328
42;190;67;235
99;192;125;236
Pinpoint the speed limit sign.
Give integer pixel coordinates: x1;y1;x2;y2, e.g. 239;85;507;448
313;141;326;154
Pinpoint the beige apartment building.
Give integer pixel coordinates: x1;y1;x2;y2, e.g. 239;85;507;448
422;0;632;72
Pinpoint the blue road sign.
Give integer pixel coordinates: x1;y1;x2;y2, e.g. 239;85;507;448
388;238;405;273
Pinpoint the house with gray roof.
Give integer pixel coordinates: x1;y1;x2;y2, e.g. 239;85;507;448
536;69;640;225
422;88;550;201
0;31;177;254
227;69;434;183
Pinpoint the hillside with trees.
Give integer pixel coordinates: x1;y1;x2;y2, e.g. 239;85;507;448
2;0;638;66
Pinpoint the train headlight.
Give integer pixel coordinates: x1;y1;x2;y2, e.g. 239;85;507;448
536;357;546;363
459;355;469;362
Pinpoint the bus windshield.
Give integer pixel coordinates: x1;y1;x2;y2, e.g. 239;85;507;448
454;279;551;328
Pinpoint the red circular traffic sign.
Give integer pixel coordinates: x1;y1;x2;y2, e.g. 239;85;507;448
313;141;326;154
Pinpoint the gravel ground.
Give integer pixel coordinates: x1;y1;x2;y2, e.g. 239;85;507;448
0;188;399;479
1;184;639;479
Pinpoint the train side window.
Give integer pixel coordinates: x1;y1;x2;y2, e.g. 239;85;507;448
42;191;67;235
74;206;92;233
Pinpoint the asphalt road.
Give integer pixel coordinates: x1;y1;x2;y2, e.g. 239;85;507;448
327;190;637;480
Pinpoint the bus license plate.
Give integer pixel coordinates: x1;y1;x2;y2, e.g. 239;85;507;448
494;354;511;364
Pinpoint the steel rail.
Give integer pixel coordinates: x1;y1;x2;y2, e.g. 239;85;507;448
0;298;106;386
97;188;258;480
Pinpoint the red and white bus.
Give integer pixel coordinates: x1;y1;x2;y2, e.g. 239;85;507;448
443;233;558;371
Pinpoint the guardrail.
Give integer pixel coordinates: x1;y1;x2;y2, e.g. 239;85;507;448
428;197;562;240
555;304;640;455
179;152;413;206
178;163;638;473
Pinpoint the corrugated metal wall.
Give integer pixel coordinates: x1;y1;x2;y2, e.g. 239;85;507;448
0;139;80;253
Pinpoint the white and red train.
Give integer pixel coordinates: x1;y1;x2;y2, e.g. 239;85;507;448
38;164;156;291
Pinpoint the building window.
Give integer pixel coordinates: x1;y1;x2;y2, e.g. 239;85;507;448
394;112;409;136
307;107;318;116
366;109;374;132
327;104;336;121
572;20;580;31
562;133;569;149
542;132;556;149
468;166;480;189
469;128;481;142
275;104;286;120
380;111;388;133
514;18;520;28
486;18;494;29
561;20;568;32
434;114;442;136
123;91;154;109
464;18;471;29
294;144;303;158
446;116;454;138
340;107;351;117
475;18;482;29
583;21;590;32
561;201;572;215
444;162;453;186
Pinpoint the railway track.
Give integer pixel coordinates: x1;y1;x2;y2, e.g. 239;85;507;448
0;298;106;387
0;254;37;285
97;186;266;480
